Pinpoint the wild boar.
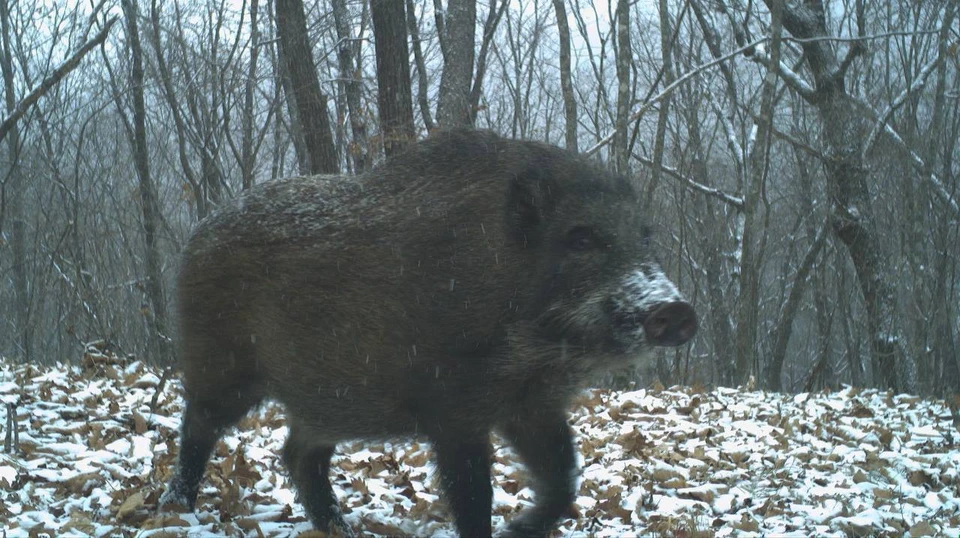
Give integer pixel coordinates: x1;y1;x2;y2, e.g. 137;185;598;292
159;129;697;537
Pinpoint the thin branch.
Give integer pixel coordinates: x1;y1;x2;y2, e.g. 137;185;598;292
784;29;941;45
0;17;118;144
737;103;827;160
836;41;865;78
586;37;766;156
633;152;745;209
853;96;960;220
861;50;946;160
749;46;817;102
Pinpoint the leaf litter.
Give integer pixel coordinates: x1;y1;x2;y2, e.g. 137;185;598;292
1;347;958;537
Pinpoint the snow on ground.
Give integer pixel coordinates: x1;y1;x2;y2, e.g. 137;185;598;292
1;348;958;537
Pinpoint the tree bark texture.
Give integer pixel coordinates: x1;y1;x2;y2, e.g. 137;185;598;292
436;0;476;128
275;0;339;174
371;0;415;157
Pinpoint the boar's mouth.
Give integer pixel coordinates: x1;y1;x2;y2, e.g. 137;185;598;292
532;297;697;356
530;265;697;357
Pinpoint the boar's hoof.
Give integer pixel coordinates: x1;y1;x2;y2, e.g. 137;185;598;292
157;479;196;512
643;301;697;347
498;508;564;538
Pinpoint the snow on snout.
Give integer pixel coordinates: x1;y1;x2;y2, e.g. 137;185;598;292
610;264;688;348
616;264;684;313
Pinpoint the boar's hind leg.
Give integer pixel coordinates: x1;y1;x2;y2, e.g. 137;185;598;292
498;413;577;538
162;385;263;510
432;434;494;538
283;425;352;537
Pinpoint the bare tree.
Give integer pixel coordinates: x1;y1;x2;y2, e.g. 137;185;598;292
491;1;552;139
468;0;508;125
275;0;338;174
406;0;435;131
643;0;675;212
0;0;28;361
757;0;913;392
371;0;416;156
733;0;782;385
552;0;577;151
0;14;116;146
436;0;476;127
613;0;631;173
108;0;172;364
332;0;369;171
240;0;264;189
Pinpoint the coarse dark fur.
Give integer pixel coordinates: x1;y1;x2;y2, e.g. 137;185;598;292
161;129;696;537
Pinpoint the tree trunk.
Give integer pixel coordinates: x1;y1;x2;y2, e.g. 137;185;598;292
275;0;339;174
734;0;781;386
684;103;736;385
148;0;206;218
552;0;577;152
805;259;834;392
436;0;476;128
10;218;31;360
766;148;824;390
924;4;958;396
1;0;30;362
766;222;827;390
406;0;435;131
0;0;14;237
276;42;309;175
613;0;630;174
769;0;915;393
240;0;261;189
332;0;369;171
645;0;674;213
120;0;171;364
468;0;507;125
371;0;416;157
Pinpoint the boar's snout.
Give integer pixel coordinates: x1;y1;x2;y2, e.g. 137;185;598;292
643;301;697;347
610;264;698;350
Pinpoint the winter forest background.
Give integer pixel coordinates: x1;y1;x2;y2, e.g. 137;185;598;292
0;0;957;397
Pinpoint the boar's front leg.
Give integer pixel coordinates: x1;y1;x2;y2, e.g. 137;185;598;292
161;386;263;510
498;411;577;538
432;433;494;538
282;425;352;537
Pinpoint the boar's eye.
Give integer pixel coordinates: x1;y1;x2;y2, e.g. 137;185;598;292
565;226;603;251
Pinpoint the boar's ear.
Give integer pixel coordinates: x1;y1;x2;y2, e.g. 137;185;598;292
506;169;551;247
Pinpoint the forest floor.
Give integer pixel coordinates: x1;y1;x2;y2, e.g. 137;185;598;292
1;346;959;538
